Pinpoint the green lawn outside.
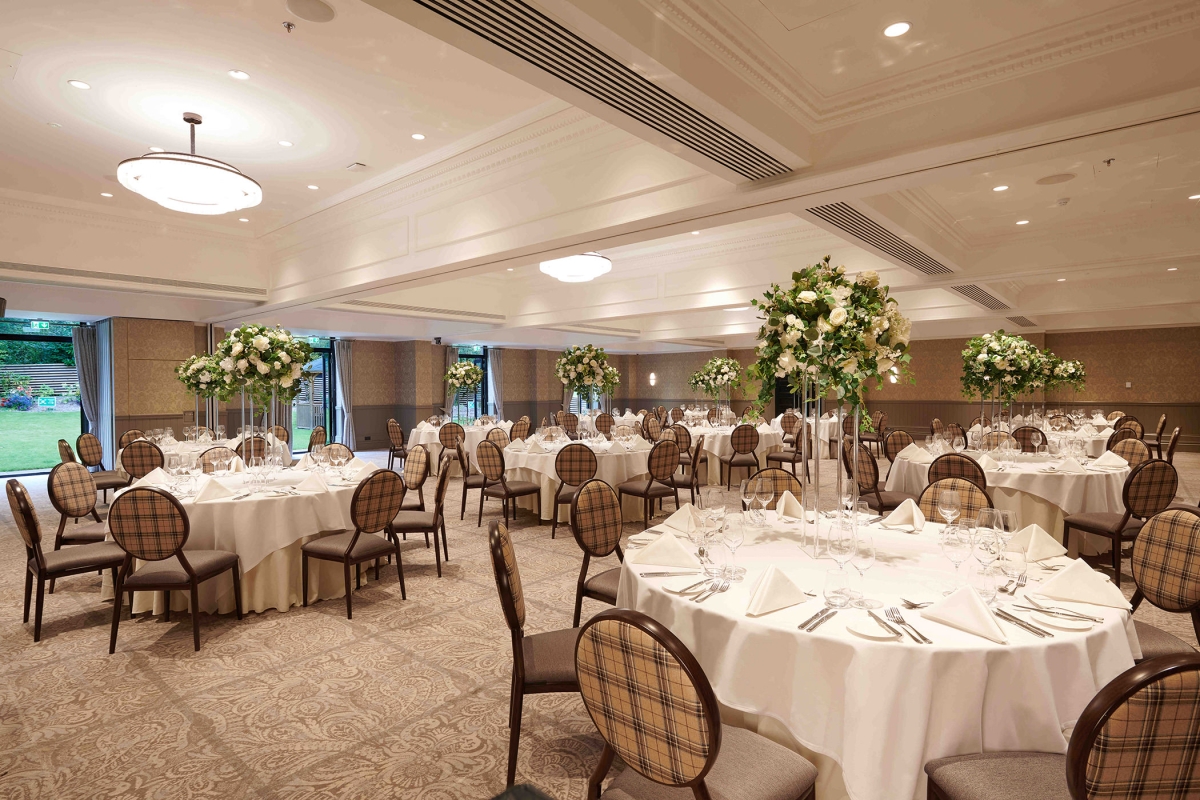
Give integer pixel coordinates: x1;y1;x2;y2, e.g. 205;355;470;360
293;426;313;452
0;410;82;473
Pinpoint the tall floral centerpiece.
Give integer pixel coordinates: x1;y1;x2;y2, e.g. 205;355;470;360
960;331;1043;422
554;345;611;410
600;364;620;410
688;356;742;408
212;325;315;436
1044;356;1086;402
444;360;484;420
175;354;225;429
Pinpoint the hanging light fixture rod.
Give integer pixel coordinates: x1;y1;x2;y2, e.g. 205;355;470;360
183;112;202;155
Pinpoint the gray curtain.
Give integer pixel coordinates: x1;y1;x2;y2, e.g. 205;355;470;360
334;339;355;447
487;347;504;419
444;346;459;416
71;326;99;433
94;320;116;466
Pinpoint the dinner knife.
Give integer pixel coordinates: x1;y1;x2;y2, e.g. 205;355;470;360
994;609;1053;637
1012;605;1102;623
799;608;832;631
808;609;837;631
868;610;902;637
639;571;701;577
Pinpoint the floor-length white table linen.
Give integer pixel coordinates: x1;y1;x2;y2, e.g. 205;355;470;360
771;414;839;458
503;443;651;521
409;421;514;475
617;514;1139;800
682;424;784;485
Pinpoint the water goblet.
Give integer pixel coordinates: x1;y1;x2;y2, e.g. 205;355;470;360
996;509;1017;548
973;528;1002;572
849;531;880;608
939;523;972;586
1031;430;1043;450
936;488;961;526
823;568;851;609
722;511;744;579
969;564;1000;606
754;478;773;524
828;519;855;571
953;436;966;453
739;479;756;524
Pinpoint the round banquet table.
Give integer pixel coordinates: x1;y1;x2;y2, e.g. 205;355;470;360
617;513;1140;800
884;451;1127;555
115;433;290;479
579;412;643;434
409;421;514;475
101;468;369;615
681;424;784;485
504;441;651;521
771;414;840;458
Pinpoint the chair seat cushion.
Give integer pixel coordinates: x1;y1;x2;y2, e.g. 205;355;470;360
484;480;540;498
36;542;125;574
123;550;239;587
463;473;488;488
555;483;586;505
584;567;622;603
766;449;798;462
92;471;128;490
721;453;758;467
924;752;1068;800
60;520;108;544
392;510;437;532
302;532;395;561
521;627;581;686
1064;512;1143;538
1134;620;1197;661
602;724;817;800
400;494;424;511
865;491;916;513
616;480;675;499
678;453;692;466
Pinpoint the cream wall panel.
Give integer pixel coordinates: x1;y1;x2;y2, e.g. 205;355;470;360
273;209;409;292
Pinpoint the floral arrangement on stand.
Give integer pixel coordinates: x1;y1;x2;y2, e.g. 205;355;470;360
1045;356;1086;394
600;365;620;408
688;356;742;404
445;360;484;394
554;344;611;407
959;331;1043;403
214;325;314;403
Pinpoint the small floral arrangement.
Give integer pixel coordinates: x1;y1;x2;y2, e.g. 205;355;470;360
748;256;911;412
689;357;742;400
175;354;221;398
445;360;484;393
960;331;1043;401
600;364;620;396
1046;356;1086;393
555;344;611;403
212;324;315;403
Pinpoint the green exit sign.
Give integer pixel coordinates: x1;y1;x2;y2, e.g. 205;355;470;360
30;321;50;330
37;397;56;408
308;337;320;345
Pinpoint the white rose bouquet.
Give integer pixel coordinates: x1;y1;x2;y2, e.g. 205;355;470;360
960;330;1043;402
1045;356;1086;393
175;354;221;398
554;344;611;405
211;324;315;403
444;360;484;394
688;357;742;401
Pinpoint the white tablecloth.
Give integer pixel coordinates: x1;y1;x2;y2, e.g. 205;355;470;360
681;425;784;485
503;443;651;521
771;415;840;458
102;469;366;614
409;421;514;474
1051;430;1112;458
617;513;1139;800
116;434;289;478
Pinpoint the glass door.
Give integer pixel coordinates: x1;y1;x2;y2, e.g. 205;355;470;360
452;345;488;422
291;339;335;452
0;319;82;474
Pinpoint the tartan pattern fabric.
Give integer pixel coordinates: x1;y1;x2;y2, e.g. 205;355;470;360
981;431;1016;450
76;433;104;467
486;427;510;447
1084;667;1200;798
562;414;579;435
490;522;525;629
670;407;684;423
885;430;915;463
1126;461;1179;520
780;412;800;438
194;427;214;439
843;443;880;494
595;414;614;437
556;444;598;486
236;437;268;460
6;479;41;549
1011;426;1043;453
1115;416;1145;438
48;462;98;518
511;419;532;441
121;441;164;479
1167;428;1181;463
729;424;759;454
575;616;713;786
930;418;945;436
643;416;661;442
971;416;993;429
555;411;566;426
308;426;327;449
572;480;622;556
658;428;677;443
325;443;354;462
270;425;289;444
919;478;993;522
928;454;987;491
58;439;76;464
1155;414;1168;439
945;422;965;443
109;488;187;561
351;470;405;534
1113;438;1151;468
476;441;506;482
1132;510;1200;612
671;424;691;453
199;446;238;473
706;408;717;423
1109;428;1138;449
842;415;857;436
387;419;405;449
748;468;802;510
434;454;454;508
614;425;637;439
119;430;144;449
648;440;681;482
403;446;429;490
439;423;466;450
1108;411;1126;422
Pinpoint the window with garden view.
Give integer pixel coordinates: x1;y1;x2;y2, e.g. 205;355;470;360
0;318;82;473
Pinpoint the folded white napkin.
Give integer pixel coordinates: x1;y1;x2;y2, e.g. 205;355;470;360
134;467;171;487
629;436;653;452
969;423;982;433
349;461;378;482
1081;424;1098;436
629;532;702;568
346;456;370;472
1057;457;1086;473
757;423;774;435
921;586;1007;643
608;439;628;454
1037;559;1130;609
294;453;314;470
777;490;804;521
295;472;328;493
1091;450;1127;469
1011;415;1023;426
506;438;527;452
416;421;432;431
194;476;234;503
881;498;925;532
229;456;246;473
977;453;1000;471
745;565;809;616
526;439;547;454
662;504;705;534
1091;415;1108;426
898;443;934;464
1008;523;1067;562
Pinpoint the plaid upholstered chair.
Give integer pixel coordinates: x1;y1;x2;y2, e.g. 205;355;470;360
1145;414;1168;459
1106;410;1126;422
861;412;887;455
766;418;808;478
1113;415;1143;438
844;442;915;513
120;440;164;480
269;425;288;444
401;445;430;512
235;436;268;461
613;424;636;440
980;430;1015;450
118;429;144;448
618;440;682;530
658;427;677;444
1128;509;1200;661
642;415;661;442
555;411;566;426
1166;427;1181;464
8;479;124;642
594;412;613;440
75;433;128;501
488;521;580;787
569;480;625;627
307;425;327;451
511;418;532;441
924;653;1200;800
747;467;803;511
779;411;800;446
720;424;760;489
670;435;707;506
392;454;453;576
928;453;987;492
706;407;718;424
1065;460;1179;587
1111;437;1151;468
199;446;238;473
323;442;354;462
969;415;992;429
457;442;490;521
672;424;693;474
1106;427;1137;450
669;407;684;423
386;419;408;472
477;440;541;527
551;443;598;539
46;463;109;593
918;478;993;524
930;418;945;437
301;470;406;618
945;421;966;446
58;439;76;464
883;430;914;479
562;413;580;440
439;422;466;457
576;609;818;800
487;427;511;448
1010;426;1043;453
108;487;242;651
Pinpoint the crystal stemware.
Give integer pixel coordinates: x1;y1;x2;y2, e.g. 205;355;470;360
936;489;961;526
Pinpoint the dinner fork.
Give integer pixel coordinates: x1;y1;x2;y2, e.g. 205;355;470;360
886;607;931;644
693;578;730;603
901;599;931;609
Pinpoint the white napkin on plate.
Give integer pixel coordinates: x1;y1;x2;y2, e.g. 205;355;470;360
295;472;328;493
526;439;547;454
1008;523;1067;562
630;436;653;452
608;439;627;454
1057;457;1086;473
1091;450;1127;469
1037;559;1131;609
777;490;804;521
756;423;774;435
898;443;934;464
505;438;527;452
629;532;702;568
745;565;809;616
133;467;171;488
921;586;1007;643
194;476;234;503
662;504;705;534
977;453;1000;471
416;421;432;431
881;498;925;532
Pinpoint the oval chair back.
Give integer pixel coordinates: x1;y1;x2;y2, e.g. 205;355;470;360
121;440;164;479
555;443;598;488
570;479;624;559
307;426;327;450
488;521;525;632
7;479;43;558
918;477;993;522
199;446;238;473
884;430;914;464
1107;427;1137;450
669;407;684;423
1114;415;1144;437
747;467;802;511
1111;437;1151;468
1124;459;1179;521
58;439;76;464
511;418;531;441
729;423;759;454
648;439;681;483
706;407;718;424
1166;427;1181;463
403;445;430;493
841;442;880;497
47;461;99;523
594;413;614;438
76;433;106;469
439;422;465;451
1011;426;1044;453
108;487;189;562
1131;509;1200;617
562;413;579;437
119;429;144;448
269;425;289;444
476;440;508;485
980;430;1015;450
236;436;268;461
1106;410;1126;422
945;422;965;444
930;418;945;437
350;470;405;534
780;412;800;440
486;427;511;447
643;415;661;442
928;453;987;491
387;419;405;450
671;423;692;454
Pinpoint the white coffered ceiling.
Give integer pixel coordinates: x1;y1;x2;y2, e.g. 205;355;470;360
1;0;1198;349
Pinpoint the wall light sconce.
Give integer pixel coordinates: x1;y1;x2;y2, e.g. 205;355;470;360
649;372;657;387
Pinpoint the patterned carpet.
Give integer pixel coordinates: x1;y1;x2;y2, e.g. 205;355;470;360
2;452;1197;799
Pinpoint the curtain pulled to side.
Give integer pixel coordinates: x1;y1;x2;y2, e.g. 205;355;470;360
71;325;100;434
487;347;503;419
333;339;355;447
443;346;459;417
94;320;116;466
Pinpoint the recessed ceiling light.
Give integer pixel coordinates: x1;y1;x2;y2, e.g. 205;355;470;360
1057;278;1066;282
1168;267;1178;271
725;307;750;312
47;122;62;128
691;231;700;235
1016;220;1030;225
148;146;164;152
100;192;113;198
993;185;1009;192
307;184;319;190
228;70;250;80
506;268;514;271
239;218;249;222
411;133;425;140
279;140;293;147
1190;194;1200;200
67;79;90;90
883;22;910;37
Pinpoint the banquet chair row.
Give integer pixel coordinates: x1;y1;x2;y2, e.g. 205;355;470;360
843;442;916;513
617;439;682;529
766;417;809;478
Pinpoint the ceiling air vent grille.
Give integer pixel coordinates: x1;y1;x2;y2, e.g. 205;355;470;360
806;202;954;276
1006;316;1037;328
342;299;504;321
410;0;790;181
952;285;1011;311
0;260;266;295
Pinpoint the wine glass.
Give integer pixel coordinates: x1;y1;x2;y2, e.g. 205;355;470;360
310;443;325;470
996;509;1017;549
739;479;756;523
973;528;1002;572
823;568;851;609
754;478;773;524
969;565;1000;606
828;519;855;571
939;523;972;586
936;489;961;526
849;531;880;608
952;436;966;453
973;508;998;545
1031;430;1043;450
722;511;745;579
